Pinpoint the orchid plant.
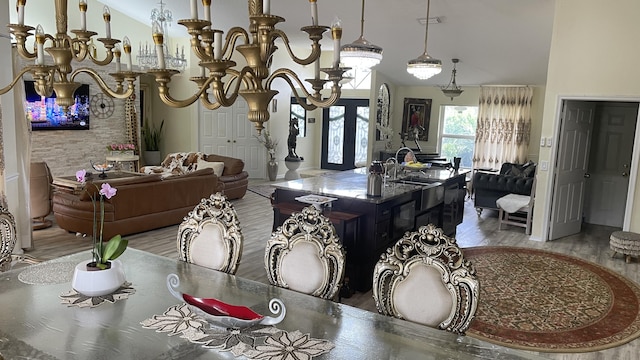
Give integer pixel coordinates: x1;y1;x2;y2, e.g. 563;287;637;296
107;143;135;151
76;169;128;270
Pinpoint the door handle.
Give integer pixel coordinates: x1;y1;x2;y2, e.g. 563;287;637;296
584;173;590;178
622;172;628;177
227;140;231;143
233;140;236;143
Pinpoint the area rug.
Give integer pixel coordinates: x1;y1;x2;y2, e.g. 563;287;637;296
248;184;276;199
465;246;640;352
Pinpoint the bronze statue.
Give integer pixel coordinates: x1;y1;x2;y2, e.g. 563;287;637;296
286;117;303;161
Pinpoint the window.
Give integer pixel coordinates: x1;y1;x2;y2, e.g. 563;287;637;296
290;97;306;137
438;105;478;169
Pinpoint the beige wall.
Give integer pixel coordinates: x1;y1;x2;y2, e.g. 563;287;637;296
533;0;640;239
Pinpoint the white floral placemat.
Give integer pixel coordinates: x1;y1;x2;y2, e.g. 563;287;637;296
18;262;77;285
59;282;136;308
141;304;334;359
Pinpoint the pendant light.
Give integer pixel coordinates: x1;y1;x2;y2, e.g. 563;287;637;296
407;0;442;80
340;0;383;70
441;59;464;100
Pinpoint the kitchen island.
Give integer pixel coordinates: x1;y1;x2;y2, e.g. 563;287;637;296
271;167;469;292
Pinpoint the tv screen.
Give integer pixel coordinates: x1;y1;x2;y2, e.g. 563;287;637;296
24;80;90;131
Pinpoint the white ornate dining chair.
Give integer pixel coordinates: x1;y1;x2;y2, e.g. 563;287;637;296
264;205;346;300
177;193;243;274
373;224;479;334
0;206;17;272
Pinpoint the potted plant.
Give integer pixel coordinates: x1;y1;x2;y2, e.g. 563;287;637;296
71;169;129;297
142;119;164;165
255;130;279;181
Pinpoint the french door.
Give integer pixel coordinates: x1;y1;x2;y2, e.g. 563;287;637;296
321;99;369;170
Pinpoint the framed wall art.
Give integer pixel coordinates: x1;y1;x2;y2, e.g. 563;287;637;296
401;98;431;141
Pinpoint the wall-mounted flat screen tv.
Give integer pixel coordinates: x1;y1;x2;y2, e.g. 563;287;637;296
24;80;90;131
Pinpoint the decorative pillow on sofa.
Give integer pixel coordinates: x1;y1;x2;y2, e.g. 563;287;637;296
197;159;224;176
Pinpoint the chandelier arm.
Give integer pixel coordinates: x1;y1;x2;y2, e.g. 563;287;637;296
70;68;134;99
267;69;342;111
198;71;244;110
222;27;250;60
270;29;321;66
0;67;36;95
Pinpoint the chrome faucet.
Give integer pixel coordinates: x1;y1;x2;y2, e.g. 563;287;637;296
394;146;417;164
385;157;398;182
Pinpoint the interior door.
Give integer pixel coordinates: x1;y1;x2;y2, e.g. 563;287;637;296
199;98;264;179
321;99;369;170
549;101;596;240
584;102;638;227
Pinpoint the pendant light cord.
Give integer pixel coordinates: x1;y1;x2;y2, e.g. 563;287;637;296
359;0;366;38
423;0;431;54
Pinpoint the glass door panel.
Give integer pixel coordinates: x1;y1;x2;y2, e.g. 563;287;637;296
322;99;369;170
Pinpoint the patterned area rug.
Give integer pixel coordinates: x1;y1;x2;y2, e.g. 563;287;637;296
465;246;640;352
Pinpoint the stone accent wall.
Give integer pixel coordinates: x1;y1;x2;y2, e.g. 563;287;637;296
23;59;141;177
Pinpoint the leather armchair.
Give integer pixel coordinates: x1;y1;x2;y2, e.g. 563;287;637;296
30;162;53;229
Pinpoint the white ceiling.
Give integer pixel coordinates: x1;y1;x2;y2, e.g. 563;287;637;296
98;0;555;87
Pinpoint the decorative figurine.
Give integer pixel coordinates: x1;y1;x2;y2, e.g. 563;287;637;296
286;117;303;161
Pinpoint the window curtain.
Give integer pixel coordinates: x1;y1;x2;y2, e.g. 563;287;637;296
472;86;533;169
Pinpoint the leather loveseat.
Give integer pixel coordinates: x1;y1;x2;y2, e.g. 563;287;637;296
52;168;218;239
473;162;536;216
142;152;248;200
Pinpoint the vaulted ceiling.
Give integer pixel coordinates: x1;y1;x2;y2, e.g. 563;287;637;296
98;0;555;87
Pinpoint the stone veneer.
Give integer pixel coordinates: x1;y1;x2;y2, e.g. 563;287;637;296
23;58;141;178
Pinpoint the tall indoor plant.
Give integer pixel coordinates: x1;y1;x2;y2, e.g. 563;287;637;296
142;119;164;165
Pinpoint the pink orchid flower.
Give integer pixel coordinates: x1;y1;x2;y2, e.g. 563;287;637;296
99;183;117;199
76;169;87;183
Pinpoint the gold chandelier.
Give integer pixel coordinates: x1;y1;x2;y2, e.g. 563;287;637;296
0;0;139;112
147;0;349;134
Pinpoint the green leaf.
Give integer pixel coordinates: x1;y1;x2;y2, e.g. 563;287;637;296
101;235;128;261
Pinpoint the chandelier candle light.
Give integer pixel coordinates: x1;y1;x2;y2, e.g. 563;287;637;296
1;0;141;112
146;0;349;134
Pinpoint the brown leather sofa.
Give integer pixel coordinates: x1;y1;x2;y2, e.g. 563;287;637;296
52;168;218;239
204;154;248;200
142;152;248;200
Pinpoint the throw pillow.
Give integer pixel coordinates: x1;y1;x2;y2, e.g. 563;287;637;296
509;165;524;177
197;159;224;176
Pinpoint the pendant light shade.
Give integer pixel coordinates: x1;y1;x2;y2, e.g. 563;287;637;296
340;0;383;70
407;0;441;80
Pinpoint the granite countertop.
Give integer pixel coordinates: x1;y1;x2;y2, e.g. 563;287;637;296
273;168;468;203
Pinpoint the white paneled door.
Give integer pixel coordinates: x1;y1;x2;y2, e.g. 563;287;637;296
199;98;264;179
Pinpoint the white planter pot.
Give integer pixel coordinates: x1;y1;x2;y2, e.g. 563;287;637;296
72;259;125;297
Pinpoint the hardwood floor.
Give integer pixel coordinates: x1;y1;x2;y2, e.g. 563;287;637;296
18;181;640;359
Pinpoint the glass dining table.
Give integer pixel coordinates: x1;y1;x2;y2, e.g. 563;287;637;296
0;248;549;360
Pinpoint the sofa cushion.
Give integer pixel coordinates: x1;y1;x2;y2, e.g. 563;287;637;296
205;154;244;175
79;174;162;201
197;158;225;176
166;167;214;179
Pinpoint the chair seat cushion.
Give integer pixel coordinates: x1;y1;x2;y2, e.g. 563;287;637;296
496;194;531;213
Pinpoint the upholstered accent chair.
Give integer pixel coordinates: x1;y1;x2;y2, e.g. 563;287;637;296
373;224;479;334
0;206;17;272
265;205;346;300
177;193;243;274
30;161;53;230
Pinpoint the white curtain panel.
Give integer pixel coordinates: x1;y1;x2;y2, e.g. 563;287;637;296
473;86;533;169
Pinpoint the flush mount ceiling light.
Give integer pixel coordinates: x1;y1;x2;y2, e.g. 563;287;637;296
340;0;383;70
441;58;464;100
407;0;442;80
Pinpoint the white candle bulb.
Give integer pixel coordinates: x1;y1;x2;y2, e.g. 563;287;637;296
310;0;318;26
152;21;166;69
114;45;121;73
213;31;222;60
331;17;342;68
17;0;26;26
123;37;132;71
35;24;45;65
263;0;270;15
103;6;111;39
203;0;211;29
190;0;198;19
79;0;87;31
